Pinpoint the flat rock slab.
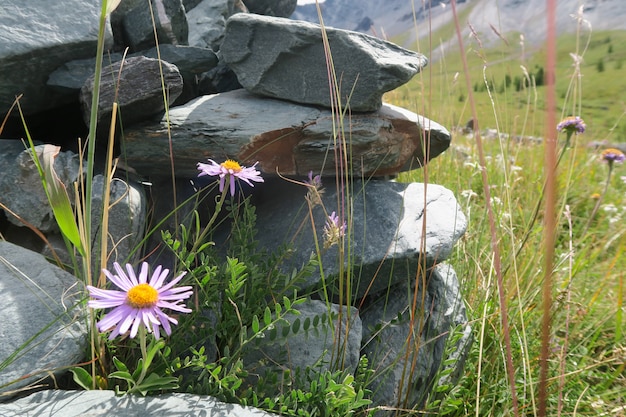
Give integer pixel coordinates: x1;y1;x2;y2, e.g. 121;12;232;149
221;13;428;112
0;390;278;416
122;89;450;178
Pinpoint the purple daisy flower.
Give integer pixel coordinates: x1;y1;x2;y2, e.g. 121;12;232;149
197;159;264;196
87;262;193;340
556;116;586;134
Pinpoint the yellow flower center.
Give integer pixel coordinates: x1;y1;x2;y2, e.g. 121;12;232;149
221;159;242;173
126;283;159;308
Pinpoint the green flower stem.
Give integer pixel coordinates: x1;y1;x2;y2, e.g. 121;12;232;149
192;180;230;253
506;131;573;273
135;325;149;388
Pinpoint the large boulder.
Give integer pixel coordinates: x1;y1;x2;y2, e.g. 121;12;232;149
121;89;450;178
0;0;112;115
0;242;87;395
243;300;362;385
361;263;473;413
244;178;467;299
220;13;428;111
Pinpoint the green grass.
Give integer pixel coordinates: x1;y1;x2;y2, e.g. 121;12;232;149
391;12;626;416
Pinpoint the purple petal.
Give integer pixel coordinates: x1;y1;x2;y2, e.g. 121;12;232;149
138;262;150;284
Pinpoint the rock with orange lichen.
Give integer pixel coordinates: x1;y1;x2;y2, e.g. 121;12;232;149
121;88;450;178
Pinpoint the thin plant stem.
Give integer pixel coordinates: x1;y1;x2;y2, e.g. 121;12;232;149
191;183;230;253
135;325;149;387
451;1;520;415
538;0;559;414
557;205;574;417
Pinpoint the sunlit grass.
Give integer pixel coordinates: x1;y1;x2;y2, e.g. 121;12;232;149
394;13;626;412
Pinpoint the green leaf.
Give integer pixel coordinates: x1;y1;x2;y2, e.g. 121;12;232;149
264;306;272;326
133;373;179;396
143;338;165;370
292;318;301;334
252;314;260;333
69;367;93;390
112;356;129;373
40;145;85;256
109;370;135;385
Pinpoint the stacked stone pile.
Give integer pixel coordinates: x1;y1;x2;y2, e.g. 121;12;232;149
0;1;471;415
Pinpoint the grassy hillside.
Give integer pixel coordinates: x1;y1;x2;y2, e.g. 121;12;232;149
387;10;626;416
387;22;626;142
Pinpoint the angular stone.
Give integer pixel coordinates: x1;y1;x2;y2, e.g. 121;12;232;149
246;178;467;299
187;0;248;51
0;141;147;268
243;0;298;17
0;242;87;395
360;263;472;413
79;56;183;128
121;89;450;178
48;45;218;105
0;0;112;115
0;390;279;416
243;300;362;385
0;141;83;232
89;174;147;268
220;13;428;111
122;0;188;51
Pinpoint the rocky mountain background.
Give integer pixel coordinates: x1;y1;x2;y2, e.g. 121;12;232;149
293;0;626;49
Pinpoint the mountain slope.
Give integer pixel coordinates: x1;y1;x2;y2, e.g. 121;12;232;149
292;0;626;48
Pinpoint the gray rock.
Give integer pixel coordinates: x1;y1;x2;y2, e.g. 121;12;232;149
121;89;450;178
89;174;147;268
122;0;189;51
79;55;183;128
0;141;147;269
48;45;218;105
243;0;298;17
360;263;472;413
243;300;362;386
0;242;87;395
0;390;278;416
0;0;112;115
250;179;467;299
220;13;428;111
0;141;83;233
187;0;248;51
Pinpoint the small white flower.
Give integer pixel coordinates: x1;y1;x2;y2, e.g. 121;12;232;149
602;204;618;214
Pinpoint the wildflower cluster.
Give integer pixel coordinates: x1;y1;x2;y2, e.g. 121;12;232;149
305;170;324;207
600;148;626;165
556;116;586;135
323;211;346;249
